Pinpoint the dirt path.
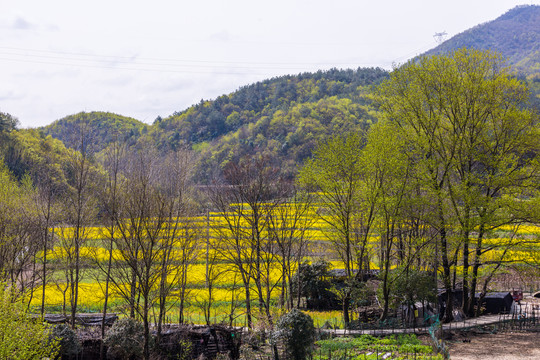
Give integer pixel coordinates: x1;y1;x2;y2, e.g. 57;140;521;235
448;332;540;360
322;314;504;336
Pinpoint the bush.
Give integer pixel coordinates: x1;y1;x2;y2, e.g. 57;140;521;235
49;324;81;359
0;284;58;360
155;333;193;360
272;309;316;360
104;318;145;360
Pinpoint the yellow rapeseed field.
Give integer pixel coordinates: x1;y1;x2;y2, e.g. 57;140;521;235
33;207;540;324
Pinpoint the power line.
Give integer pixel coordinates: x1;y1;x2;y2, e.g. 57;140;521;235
0;43;436;76
0;56;273;75
0;45;385;70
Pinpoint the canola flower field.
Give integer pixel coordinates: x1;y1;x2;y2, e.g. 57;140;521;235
29;209;540;327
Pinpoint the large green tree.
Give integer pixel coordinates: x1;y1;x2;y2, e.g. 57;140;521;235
376;48;539;320
299;133;374;326
362;120;417;320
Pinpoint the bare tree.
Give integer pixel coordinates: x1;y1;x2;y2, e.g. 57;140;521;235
155;149;199;342
267;188;314;311
102;146;197;360
109;147;164;359
95;140;125;359
34;170;61;317
208;156;284;328
62;119;98;328
195;232;222;325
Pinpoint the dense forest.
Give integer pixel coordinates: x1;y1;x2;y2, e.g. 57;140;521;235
41;68;388;182
39;5;540;183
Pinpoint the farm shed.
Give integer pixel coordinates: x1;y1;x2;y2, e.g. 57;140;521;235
40;313;118;326
398;302;436;325
477;292;514;314
157;325;242;359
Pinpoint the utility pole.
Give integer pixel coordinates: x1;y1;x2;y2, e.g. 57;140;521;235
433;32;448;45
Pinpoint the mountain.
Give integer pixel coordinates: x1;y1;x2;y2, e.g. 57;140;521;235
40;68;388;182
423;5;540;76
148;68;388;180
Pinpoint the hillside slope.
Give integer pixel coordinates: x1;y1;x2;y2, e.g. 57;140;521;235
41;68;388;182
423;5;540;75
38;5;540;182
149;67;388;180
41;111;148;153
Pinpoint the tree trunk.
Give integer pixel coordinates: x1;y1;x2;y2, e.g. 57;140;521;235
468;223;485;316
438;199;453;323
143;297;150;360
461;207;471;318
244;283;253;328
100;238;113;360
342;294;350;328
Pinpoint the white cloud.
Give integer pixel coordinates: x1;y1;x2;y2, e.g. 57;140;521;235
12;16;34;30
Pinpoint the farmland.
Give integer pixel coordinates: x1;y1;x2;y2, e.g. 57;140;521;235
28;208;540;328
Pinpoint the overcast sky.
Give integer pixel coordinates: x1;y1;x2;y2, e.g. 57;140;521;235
1;0;539;128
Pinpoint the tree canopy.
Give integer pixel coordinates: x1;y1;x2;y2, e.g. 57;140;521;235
376;48;540;319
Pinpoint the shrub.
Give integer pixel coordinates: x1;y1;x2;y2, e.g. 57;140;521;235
156;333;193;360
0;284;58;360
272;309;316;360
49;324;81;359
104;317;145;359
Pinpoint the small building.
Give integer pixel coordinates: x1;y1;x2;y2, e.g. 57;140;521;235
398;302;436;325
477;292;514;314
437;290;514;316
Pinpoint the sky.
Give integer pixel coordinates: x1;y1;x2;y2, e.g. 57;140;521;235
1;0;539;128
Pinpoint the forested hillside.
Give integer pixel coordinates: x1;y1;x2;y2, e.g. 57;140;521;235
172;68;386;180
152;68;387;145
40;68;388;181
42;111;148;153
423;5;540;76
0;116;103;200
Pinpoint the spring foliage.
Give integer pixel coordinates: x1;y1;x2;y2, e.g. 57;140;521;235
0;284;58;359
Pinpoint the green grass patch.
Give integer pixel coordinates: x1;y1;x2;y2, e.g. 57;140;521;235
315;334;439;360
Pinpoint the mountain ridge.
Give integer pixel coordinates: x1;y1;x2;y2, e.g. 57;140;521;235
36;4;540;182
423;4;540;76
41;68;388;182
